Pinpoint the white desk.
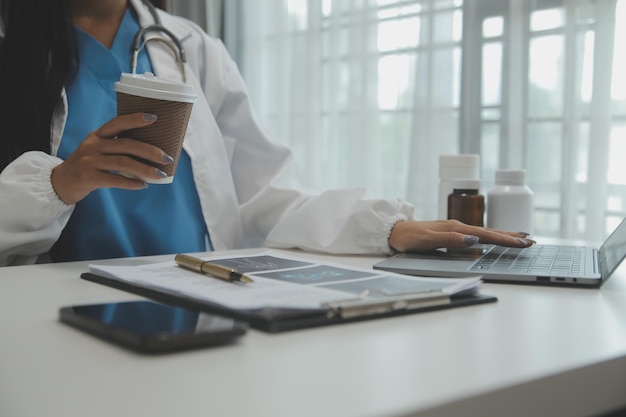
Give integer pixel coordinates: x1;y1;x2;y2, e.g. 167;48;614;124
2;248;626;417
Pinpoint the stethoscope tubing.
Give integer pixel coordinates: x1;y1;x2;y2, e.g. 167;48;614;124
134;0;187;81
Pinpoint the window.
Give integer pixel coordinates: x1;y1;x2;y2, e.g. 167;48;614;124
233;0;626;241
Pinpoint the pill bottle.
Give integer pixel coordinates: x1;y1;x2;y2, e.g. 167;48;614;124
486;170;534;233
447;179;484;227
438;154;480;220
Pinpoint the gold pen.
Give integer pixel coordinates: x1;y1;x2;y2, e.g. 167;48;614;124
174;253;254;284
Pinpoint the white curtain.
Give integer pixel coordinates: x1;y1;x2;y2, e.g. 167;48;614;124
228;0;625;242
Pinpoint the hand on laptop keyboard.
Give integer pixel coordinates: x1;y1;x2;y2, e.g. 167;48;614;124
388;219;535;253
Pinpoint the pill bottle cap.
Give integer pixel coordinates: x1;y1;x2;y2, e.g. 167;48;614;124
495;170;526;186
439;155;480;180
451;178;481;191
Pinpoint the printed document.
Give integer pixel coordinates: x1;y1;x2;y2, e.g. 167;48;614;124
88;251;482;311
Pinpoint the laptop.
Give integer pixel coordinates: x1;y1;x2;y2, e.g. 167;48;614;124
374;217;626;288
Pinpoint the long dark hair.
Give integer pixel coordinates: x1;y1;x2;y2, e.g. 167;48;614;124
0;0;74;171
0;0;167;172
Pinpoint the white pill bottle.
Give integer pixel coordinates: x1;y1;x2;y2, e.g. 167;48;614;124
486;170;534;234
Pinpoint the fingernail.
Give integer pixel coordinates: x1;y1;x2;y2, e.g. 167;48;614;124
517;238;530;247
162;154;175;164
463;235;480;245
518;231;530;237
143;114;158;122
156;169;168;179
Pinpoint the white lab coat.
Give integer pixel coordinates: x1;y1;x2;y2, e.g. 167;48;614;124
0;0;414;266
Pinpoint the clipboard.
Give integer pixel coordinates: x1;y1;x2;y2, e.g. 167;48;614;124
80;252;497;333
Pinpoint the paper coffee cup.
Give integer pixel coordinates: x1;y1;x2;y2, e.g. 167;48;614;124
114;72;197;184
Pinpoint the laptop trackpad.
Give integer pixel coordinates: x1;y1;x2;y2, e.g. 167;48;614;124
377;247;488;277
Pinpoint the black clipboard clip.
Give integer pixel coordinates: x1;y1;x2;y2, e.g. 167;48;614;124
322;290;451;319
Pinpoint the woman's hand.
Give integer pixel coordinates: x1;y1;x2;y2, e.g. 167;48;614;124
388;220;534;252
51;113;173;205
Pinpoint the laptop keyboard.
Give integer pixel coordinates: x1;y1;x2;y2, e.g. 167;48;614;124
469;245;582;275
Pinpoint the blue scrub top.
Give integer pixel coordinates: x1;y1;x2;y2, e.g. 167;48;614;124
50;6;210;262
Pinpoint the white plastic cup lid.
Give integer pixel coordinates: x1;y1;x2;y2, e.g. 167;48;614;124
114;72;197;103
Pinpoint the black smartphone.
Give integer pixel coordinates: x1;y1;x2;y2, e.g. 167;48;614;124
59;300;248;353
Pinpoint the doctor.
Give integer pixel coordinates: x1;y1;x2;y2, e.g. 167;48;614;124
0;0;532;266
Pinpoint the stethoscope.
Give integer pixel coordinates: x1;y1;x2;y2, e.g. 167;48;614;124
131;0;187;82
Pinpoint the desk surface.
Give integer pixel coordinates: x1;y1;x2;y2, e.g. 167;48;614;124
2;248;626;417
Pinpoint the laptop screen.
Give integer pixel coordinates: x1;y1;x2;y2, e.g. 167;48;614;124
598;218;626;280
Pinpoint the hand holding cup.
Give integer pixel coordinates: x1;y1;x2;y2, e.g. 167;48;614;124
114;72;197;184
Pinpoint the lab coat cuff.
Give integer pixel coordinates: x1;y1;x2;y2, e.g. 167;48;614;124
37;158;72;216
382;213;408;255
